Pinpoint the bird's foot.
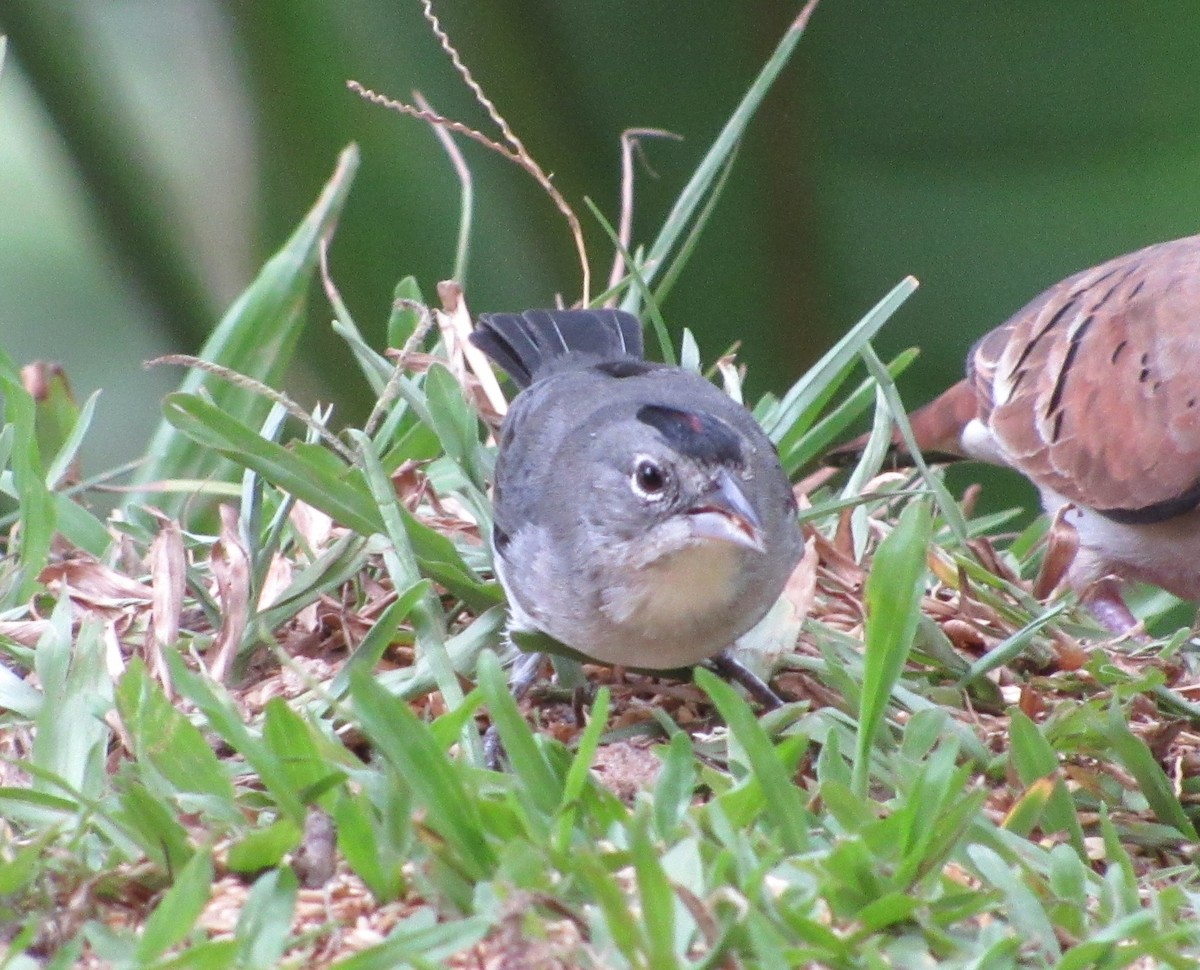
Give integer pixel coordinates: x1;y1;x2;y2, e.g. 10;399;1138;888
705;649;785;709
483;650;546;771
1081;578;1147;640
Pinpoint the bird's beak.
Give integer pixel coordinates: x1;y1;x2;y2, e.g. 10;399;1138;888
686;468;766;553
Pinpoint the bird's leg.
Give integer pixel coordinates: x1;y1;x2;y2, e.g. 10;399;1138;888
1080;578;1144;637
1035;513;1146;639
705;649;785;709
509;649;549;699
549;655;595;727
483;650;545;770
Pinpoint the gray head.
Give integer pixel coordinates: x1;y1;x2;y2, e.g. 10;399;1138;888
568;403;766;564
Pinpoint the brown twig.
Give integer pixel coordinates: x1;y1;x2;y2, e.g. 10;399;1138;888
364;299;436;440
349;0;592;304
419;0;528;161
347;80;518;161
413;89;473;284
145;355;357;464
607;128;683;300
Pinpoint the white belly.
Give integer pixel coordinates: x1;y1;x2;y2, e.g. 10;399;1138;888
1041;488;1200;601
602;540;743;637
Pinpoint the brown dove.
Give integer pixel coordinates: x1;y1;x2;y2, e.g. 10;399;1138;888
850;234;1200;633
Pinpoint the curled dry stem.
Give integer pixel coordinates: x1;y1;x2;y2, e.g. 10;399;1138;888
349;0;591;304
145;355;357;464
363;300;436;440
607;128;683;300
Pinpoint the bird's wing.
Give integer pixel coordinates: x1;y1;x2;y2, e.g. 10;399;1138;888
973;234;1200;521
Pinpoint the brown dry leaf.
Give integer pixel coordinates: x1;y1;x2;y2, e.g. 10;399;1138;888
809;520;863;587
436;280;508;420
209;504;251;683
1017;683;1045;719
733;536;818;671
256;553;294;613
0;619;51;647
391;459;429;509
1033;505;1080;600
966;536;1021;585
927;546;961;589
146;515;186;694
289;500;336;551
959;482;982;520
942;618;990;655
1146;720;1187;764
1052;634;1089;672
101;618;126;682
41;558;154;610
22;362;81;487
393;350;507;430
39;557;154;643
714;351;744;403
795;464;839;496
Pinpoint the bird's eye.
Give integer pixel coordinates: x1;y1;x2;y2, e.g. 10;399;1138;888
631;458;667;499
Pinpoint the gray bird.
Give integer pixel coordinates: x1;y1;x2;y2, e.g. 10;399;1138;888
470;308;804;676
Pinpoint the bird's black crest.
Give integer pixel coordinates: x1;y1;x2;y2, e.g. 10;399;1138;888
636;404;743;466
592;358;660;379
471;309;644;388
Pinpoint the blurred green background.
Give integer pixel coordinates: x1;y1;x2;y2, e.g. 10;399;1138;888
3;0;1200;517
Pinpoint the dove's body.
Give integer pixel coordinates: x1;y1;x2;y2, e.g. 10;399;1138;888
883;234;1200;627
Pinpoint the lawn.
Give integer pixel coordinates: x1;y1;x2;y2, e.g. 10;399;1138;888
3;9;1200;968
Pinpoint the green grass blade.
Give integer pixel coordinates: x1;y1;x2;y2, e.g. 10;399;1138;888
761;276;919;443
1007;709;1086;855
348;668;497;881
558;685;611;811
162;393;381;535
696;667;810;855
630;810;680;970
131;145;360;512
1099;702;1198;839
958;600;1071;686
476;650;560;812
858;342;969;543
31;608;110;800
0;348;55;605
115;780;194;872
623;3;820;308
966;844;1061;961
162;396;495;610
853;499;931;797
778;348;919;474
423;364;488;490
328;913;490;969
654;730;696;839
652;145;739;308
136;848;215;963
51;492;110;557
327;580;432;699
234;867;299;970
166;651;305;823
43;388;96;491
586;198;675;364
115;659;235;803
349;430;473;736
227;818;302;873
387;276;426;349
